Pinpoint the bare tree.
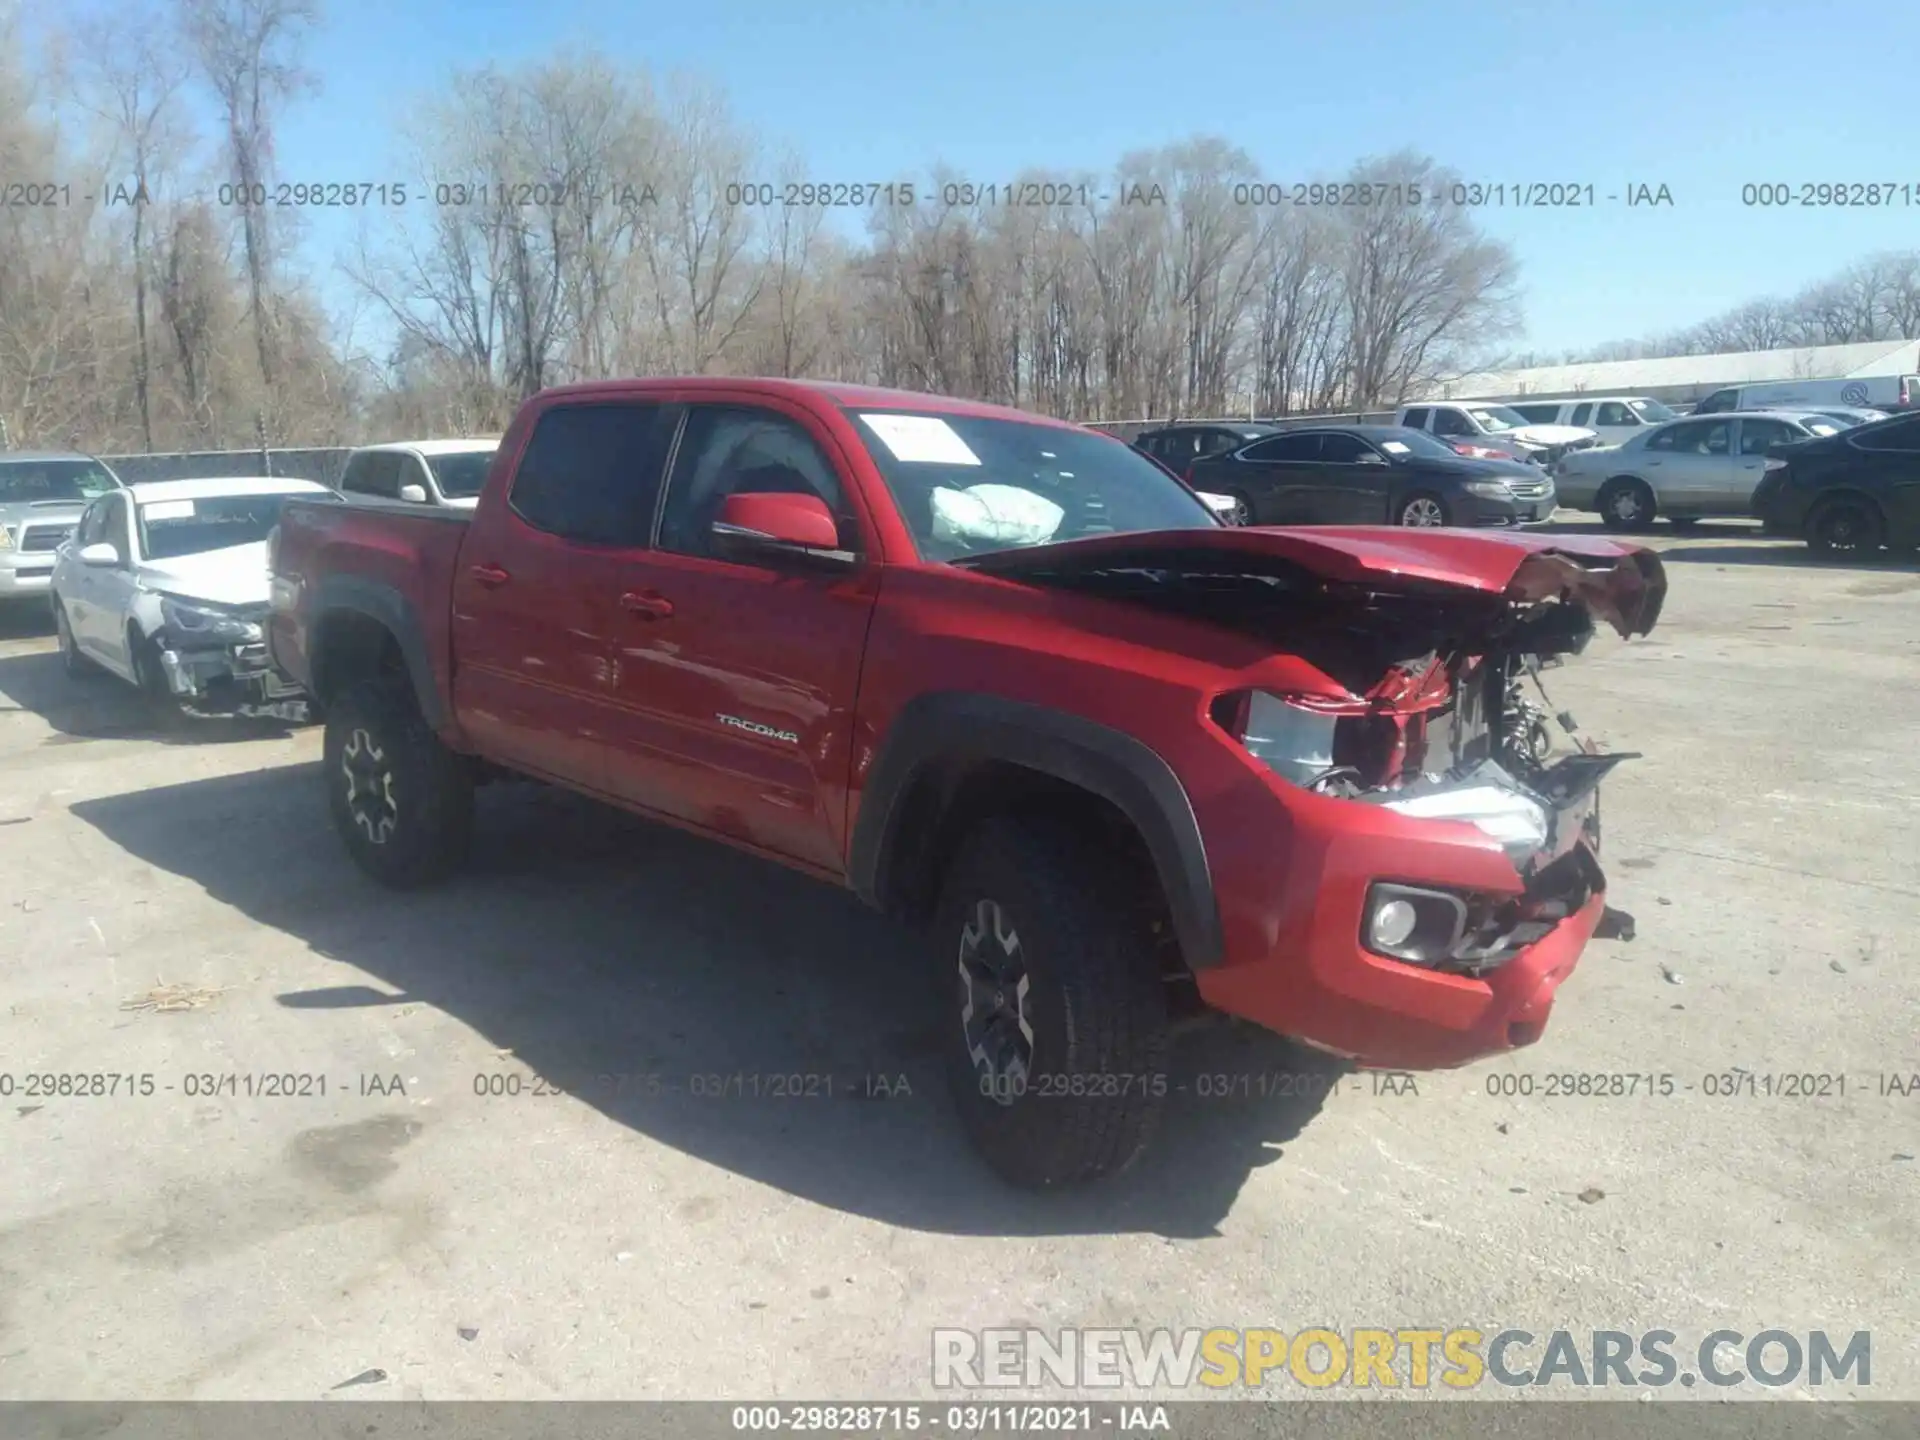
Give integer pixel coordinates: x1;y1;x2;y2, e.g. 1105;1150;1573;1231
68;0;193;452
178;0;319;402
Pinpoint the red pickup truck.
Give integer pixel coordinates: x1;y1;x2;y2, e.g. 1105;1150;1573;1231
268;377;1665;1188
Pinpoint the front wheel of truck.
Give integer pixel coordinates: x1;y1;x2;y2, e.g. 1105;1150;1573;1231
324;678;474;889
932;814;1172;1189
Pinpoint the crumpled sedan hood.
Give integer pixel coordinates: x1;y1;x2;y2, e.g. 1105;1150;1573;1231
960;525;1665;639
138;541;272;609
1510;424;1597;447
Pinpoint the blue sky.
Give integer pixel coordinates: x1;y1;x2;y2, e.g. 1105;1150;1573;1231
89;0;1920;358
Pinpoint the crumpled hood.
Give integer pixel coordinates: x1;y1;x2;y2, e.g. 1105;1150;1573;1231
959;524;1665;639
1509;424;1596;447
138;541;272;609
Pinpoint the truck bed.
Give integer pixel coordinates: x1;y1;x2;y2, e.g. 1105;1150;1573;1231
267;496;471;724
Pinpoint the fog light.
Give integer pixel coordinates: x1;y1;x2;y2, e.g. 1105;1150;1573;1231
1369;899;1419;950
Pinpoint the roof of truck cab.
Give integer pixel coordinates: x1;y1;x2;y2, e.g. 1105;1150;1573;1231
353;439;501;455
529;377;1085;431
127;476;331;503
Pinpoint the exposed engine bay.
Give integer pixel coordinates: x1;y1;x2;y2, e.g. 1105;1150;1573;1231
967;537;1663;969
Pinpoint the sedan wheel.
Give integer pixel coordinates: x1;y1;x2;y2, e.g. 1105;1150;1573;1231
1400;494;1448;527
1227;492;1253;527
1598;477;1656;533
1806;496;1884;558
54;600;97;678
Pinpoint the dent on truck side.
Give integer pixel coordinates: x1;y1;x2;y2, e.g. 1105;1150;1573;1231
847;691;1225;971
309;573;447;728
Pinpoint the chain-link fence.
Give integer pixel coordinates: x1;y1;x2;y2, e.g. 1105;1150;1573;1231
98;447;354;487
1091;411;1398;442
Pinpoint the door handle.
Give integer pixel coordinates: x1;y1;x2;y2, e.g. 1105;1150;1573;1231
469;563;510;588
620;590;674;619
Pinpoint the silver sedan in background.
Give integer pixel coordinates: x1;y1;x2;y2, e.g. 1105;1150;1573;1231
1552;409;1843;531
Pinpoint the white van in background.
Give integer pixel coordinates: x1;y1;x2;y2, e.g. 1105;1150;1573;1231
1508;396;1680;447
1692;374;1920;415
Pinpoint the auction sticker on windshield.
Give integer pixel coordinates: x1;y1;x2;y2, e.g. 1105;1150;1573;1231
1380;441;1411;454
859;414;982;466
142;500;196;520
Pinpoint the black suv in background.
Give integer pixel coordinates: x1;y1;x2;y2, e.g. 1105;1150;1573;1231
1751;411;1920;556
1132;423;1282;475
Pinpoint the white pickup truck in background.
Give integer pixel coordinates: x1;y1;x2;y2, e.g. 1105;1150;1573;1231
1395;401;1600;468
336;438;500;510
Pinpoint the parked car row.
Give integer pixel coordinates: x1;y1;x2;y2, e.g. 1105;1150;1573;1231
1552;410;1843;530
1134;423;1556;528
1;432;498;719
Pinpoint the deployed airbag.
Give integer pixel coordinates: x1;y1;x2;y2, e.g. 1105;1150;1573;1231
931;484;1065;548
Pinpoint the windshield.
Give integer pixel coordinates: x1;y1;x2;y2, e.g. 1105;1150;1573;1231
426;448;496;498
138;493;305;561
1466;406;1530;432
1628;399;1677;421
1372;426;1470;460
847;410;1216;560
0;459;119;504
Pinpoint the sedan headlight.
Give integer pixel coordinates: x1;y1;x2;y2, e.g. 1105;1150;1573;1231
158;594;263;643
1463;479;1516;499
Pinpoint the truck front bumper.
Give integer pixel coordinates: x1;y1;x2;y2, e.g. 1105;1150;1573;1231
0;559;56;598
1195;758;1611;1071
160;639;308;718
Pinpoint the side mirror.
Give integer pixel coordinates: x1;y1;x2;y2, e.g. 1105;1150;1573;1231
397;483;429;504
1356;451;1388;466
79;542;120;567
712;492;854;566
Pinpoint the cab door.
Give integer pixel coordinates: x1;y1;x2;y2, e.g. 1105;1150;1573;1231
594;396;881;874
448;398;679;792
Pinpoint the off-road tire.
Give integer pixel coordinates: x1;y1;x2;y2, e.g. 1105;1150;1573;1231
324;677;474;889
52;599;99;678
931;814;1172;1189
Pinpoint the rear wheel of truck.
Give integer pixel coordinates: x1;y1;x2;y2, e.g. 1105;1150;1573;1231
324;678;473;889
932;814;1171;1189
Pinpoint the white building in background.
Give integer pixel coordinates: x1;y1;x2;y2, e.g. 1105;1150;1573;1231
1435;338;1920;407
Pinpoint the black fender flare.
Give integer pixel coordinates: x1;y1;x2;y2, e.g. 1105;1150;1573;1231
848;692;1223;970
309;575;445;728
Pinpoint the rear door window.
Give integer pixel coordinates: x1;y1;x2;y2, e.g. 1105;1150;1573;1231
1239;433;1322;463
507;402;673;545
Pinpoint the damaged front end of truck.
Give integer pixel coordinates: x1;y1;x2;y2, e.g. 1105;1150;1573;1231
962;527;1665;976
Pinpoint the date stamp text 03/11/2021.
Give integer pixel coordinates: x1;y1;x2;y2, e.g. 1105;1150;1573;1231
4;1068;1915;1106
13;176;1920;209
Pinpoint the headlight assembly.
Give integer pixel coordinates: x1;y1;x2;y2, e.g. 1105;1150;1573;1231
158;595;262;644
1463;480;1517;499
